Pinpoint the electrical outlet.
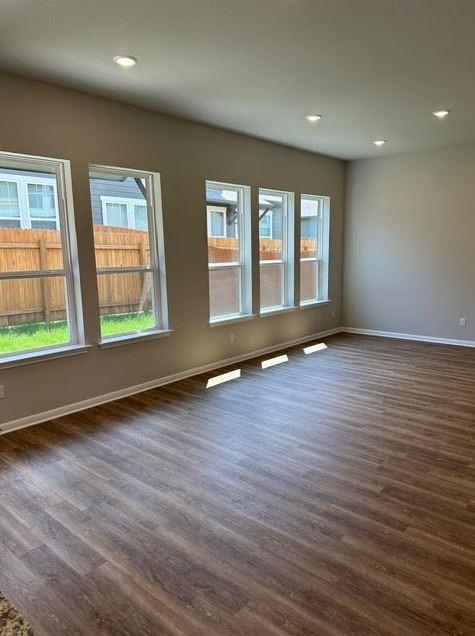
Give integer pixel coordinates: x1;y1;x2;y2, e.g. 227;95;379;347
459;317;467;327
0;385;5;399
230;333;235;343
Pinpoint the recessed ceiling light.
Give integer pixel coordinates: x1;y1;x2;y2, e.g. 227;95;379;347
306;114;323;123
432;109;450;119
113;55;137;68
373;139;387;146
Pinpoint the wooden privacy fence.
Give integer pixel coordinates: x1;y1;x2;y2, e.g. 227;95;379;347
0;228;319;327
208;236;318;315
208;236;317;263
0;226;151;327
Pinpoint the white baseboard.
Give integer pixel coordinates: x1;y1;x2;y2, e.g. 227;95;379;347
1;327;342;436
343;327;475;348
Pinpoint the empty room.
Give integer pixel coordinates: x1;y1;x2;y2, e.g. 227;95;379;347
0;1;474;634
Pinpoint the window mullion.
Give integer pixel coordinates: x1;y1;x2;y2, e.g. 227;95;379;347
18;181;31;229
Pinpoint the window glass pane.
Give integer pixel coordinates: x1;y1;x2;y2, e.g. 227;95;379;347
97;271;156;338
209;268;240;318
300;260;319;303
260;263;284;310
105;202;128;228
206;181;249;322
259;192;284;261
0;181;20;219
134;204;148;231
301;197;319;258
90;165;164;339
259;189;292;312
0;168;64;273
28;183;57;219
89;172;151;269
206;187;240;265
0;276;70;355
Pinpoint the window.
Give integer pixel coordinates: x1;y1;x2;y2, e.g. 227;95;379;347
101;195;149;231
89;165;168;341
259;188;294;312
0;180;20;228
259;209;273;238
0;152;82;360
0;173;60;230
206;181;251;322
300;194;330;304
207;206;227;238
28;183;58;229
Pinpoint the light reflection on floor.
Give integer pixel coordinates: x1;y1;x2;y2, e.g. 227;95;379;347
261;354;288;369
206;342;328;387
303;342;327;355
206;368;241;388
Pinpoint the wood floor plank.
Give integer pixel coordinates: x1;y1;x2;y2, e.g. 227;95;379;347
0;333;473;635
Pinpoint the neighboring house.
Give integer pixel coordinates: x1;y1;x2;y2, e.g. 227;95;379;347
206;189;301;241
90;177;147;230
1;168;317;238
301;197;319;238
0;168;147;230
258;195;318;240
258;194;283;240
206;187;239;238
0;168;60;229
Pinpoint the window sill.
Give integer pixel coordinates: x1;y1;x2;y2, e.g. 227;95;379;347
259;306;297;318
0;344;91;370
299;299;332;310
209;313;256;327
99;329;174;348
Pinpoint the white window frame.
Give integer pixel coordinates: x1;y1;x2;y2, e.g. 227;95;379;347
300;194;330;305
0;152;84;363
206;180;252;323
0;173;60;230
206;205;227;238
259;208;273;239
91;165;169;343
100;195;148;230
259;188;295;313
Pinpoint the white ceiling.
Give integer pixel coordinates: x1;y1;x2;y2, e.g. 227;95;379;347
1;0;474;159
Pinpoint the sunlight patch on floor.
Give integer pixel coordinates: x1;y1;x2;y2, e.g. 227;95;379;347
206;369;241;388
261;354;288;369
303;342;327;355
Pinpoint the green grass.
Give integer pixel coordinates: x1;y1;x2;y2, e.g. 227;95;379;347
0;311;154;355
100;311;154;338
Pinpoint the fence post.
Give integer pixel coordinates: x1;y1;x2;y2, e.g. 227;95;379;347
39;238;52;323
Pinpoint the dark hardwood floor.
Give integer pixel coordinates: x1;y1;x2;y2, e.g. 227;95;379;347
0;333;474;635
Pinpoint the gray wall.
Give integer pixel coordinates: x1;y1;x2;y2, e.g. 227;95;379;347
343;145;475;342
0;72;344;425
